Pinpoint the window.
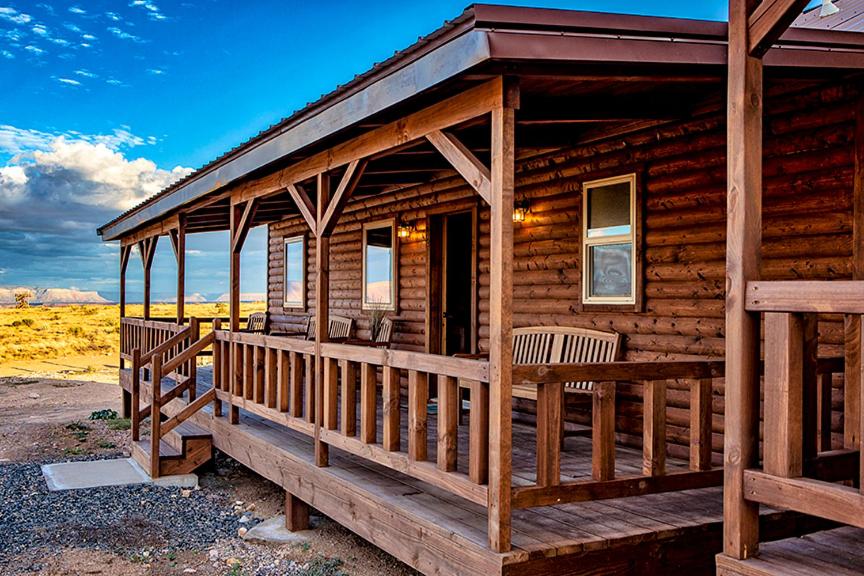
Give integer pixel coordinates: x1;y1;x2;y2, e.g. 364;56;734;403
582;174;637;305
362;219;396;310
283;236;305;309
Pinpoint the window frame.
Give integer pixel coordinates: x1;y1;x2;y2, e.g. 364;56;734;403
282;234;306;310
581;173;638;306
361;218;397;311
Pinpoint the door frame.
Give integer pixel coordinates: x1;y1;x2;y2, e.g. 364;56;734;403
425;204;479;356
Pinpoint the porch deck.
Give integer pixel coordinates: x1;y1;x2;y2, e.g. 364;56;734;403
122;366;818;576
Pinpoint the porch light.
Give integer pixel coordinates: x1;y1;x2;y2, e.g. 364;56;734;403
820;0;839;17
512;199;530;223
397;219;414;239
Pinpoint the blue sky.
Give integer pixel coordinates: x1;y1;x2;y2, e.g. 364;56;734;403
0;0;806;302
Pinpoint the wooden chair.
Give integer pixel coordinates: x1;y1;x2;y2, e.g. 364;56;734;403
346;317;394;348
244;312;267;334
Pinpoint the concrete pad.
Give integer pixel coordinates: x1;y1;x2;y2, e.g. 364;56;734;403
242;515;312;545
41;458;197;491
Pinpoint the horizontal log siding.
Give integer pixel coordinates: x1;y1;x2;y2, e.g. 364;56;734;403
268;80;860;459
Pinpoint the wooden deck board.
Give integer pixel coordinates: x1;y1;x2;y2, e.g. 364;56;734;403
128;367;827;576
717;527;864;576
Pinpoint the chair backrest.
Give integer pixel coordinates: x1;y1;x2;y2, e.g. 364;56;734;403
512;326;621;392
305;315;354;340
375;317;394;345
247;312;267;334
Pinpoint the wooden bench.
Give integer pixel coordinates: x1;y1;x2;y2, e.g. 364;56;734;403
346;317;394;348
279;315;355;341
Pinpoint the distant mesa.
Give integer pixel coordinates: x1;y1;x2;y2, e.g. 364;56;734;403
0;286;111;306
159;293;208;304
215;292;266;303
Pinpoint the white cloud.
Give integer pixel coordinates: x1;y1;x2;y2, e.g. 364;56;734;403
147;68;164;75
58;77;81;86
24;45;45;55
105;78;124;86
64;23;81;33
0;49;12;59
68;6;85;15
105;11;121;21
32;23;48;35
75;69;97;78
0;6;32;25
0;125;156;157
82;33;95;40
107;26;142;42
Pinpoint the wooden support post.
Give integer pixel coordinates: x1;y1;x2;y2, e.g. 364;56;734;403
643;380;667;477
314;173;331;467
138;236;158;320
724;0;763;560
284;492;310;532
845;98;864;451
536;381;562;487
487;77;517;553
169;218;186;324
764;313;805;478
437;375;458;472
119;244;132;417
592;381;616;481
690;378;713;471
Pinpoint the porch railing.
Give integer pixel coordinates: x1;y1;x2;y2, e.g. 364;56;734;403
743;280;864;532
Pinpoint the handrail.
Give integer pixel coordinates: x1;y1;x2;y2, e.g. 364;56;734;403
746;280;864;313
121;317;187;331
139;326;191;365
513;359;725;385
162;331;215;375
161;389;216;436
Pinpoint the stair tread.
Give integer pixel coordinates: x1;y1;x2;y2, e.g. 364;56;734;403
134;439;183;460
171;420;212;440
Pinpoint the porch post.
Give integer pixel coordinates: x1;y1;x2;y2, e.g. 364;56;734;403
138;236;158;320
488;77;518;553
119;243;132;418
228;197;257;424
724;0;763;559
314;172;331;467
170;216;186;324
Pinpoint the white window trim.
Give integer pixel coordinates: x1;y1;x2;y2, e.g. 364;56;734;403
283;235;306;309
582;173;637;305
362;218;397;311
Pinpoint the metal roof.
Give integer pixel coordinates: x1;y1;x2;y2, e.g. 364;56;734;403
794;0;864;31
98;3;864;241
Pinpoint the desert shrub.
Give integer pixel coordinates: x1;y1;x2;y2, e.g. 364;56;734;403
89;409;118;420
67;326;84;337
107;418;131;430
14;290;33;309
20;318;34;328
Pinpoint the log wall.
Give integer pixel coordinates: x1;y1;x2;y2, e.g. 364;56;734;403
268;79;861;459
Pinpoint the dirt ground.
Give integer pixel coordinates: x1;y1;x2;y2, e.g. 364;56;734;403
0;366;417;576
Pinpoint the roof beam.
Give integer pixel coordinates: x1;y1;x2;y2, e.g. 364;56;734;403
748;0;811;57
426;130;491;204
231;199;258;253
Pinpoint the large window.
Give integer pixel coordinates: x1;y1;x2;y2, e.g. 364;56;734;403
362;219;396;310
283;235;305;309
582;174;637;305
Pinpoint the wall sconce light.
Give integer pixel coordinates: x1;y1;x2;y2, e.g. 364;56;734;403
512;199;530;223
397;219;414;239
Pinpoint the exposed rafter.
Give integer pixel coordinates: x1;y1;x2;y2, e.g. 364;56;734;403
318;159;368;237
748;0;811;57
287;183;318;235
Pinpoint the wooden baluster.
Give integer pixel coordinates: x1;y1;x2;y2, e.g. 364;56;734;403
642;380;667;477
469;380;489;484
536;380;562;487
801;314;819;464
341;361;357;437
324;357;338;430
360;363;377;444
383;366;401;451
230;340;241;424
860;316;864;493
690;378;713;471
818;372;833;452
845;314;862;451
438;375;458;472
276;349;289;412
265;347;277;409
150;353;163;479
212;320;222;417
408;370;428;462
244;345;254;401
131;348;141;442
254;346;265;404
592;381;616;481
188;318;199;402
290;352;303;417
304;354;315;423
764;312;805;479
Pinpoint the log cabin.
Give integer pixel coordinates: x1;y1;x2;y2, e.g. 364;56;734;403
97;3;864;575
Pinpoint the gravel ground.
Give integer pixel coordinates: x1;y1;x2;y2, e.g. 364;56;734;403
0;459;240;573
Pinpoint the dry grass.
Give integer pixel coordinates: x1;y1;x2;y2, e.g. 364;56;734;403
0;303;265;364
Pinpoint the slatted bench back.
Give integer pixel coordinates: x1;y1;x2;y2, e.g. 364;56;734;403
375;317;394;344
304;316;354;340
513;327;557;365
247;312;266;334
555;328;621;391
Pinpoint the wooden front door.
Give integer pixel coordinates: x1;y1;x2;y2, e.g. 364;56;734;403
427;209;477;356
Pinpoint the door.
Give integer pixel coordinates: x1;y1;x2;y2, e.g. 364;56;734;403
427;210;476;356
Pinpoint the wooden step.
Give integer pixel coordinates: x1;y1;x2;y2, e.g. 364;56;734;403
131;429;213;478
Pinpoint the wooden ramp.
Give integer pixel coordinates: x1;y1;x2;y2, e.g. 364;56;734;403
127;369;821;576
